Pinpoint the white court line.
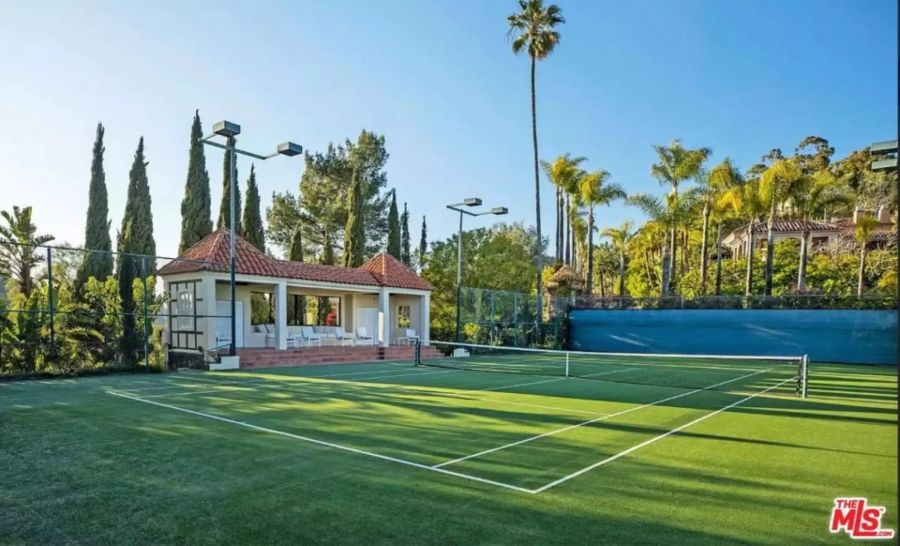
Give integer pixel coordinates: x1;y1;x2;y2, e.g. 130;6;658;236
137;388;251;399
173;371;608;417
481;377;567;391
173;367;458;390
534;377;794;493
432;368;774;468
106;390;535;494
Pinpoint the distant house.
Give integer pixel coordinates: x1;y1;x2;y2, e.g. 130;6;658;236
158;229;433;356
722;206;896;257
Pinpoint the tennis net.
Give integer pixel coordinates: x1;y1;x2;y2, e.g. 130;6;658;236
419;341;809;397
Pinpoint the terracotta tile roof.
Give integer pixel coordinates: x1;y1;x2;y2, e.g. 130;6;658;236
276;260;379;287
159;229;433;291
751;220;841;233
360;253;434;291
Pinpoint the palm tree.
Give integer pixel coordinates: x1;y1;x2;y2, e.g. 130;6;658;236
579;170;625;294
628;190;698;295
720;178;766;295
541;153;585;263
791;172;851;290
708;159;744;295
0;206;55;298
854;213;880;297
508;0;564;317
759;160;807;295
650;140;711;285
601;220;636;296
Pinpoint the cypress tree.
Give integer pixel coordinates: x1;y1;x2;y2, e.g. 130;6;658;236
118;137;156;366
179;110;212;252
217;136;241;230
76;122;113;290
289;224;304;262
386;190;401;259
342;169;365;267
418;215;428;270
241;164;265;252
400;202;411;266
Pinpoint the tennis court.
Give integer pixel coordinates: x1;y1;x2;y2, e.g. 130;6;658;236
103;343;808;493
2;344;895;544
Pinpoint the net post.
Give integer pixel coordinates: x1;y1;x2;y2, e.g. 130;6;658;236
565;352;570;378
414;337;421;367
801;354;809;398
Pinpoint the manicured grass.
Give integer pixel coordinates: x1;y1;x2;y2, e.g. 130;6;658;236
1;359;895;545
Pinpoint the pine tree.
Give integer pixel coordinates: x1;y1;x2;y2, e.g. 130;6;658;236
241;164;265;252
179;110;212;252
418;215;428;271
386;190;401;258
400;202;411;266
322;230;335;265
118;137;156;366
289;224;304;262
217;136;241;230
343;169;365;267
76;122;113;290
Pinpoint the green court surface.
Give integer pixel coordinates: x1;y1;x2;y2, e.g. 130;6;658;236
1;357;896;545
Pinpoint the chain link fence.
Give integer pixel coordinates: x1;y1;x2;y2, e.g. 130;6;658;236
0;242;222;378
572;294;898;310
457;287;568;349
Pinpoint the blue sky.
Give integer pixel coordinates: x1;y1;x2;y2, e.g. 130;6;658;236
0;0;896;258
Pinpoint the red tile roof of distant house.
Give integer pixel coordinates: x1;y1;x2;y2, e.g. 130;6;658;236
159;229;433;291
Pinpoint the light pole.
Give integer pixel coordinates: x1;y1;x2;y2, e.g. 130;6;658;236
446;198;508;341
202;121;302;356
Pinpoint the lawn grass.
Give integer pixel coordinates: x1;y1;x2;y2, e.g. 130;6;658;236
0;359;895;545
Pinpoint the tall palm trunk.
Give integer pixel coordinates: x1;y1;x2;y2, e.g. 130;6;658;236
681;230;687;276
564;194;571;265
699;203;710;294
661;234;672;295
668;226;677;287
744;221;755;296
714;222;723;296
764;204;776;295
598;268;605;297
555;187;562;262
586;207;595;294
857;243;868;297
618;252;626;296
530;57;543;322
797;228;810;290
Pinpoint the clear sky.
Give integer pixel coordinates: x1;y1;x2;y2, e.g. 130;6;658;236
0;0;896;259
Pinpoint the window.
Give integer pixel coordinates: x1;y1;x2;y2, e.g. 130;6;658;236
288;295;342;326
168;280;201;350
397;305;411;328
311;296;341;326
250;292;274;325
287;294;306;326
175;290;195;332
812;236;829;248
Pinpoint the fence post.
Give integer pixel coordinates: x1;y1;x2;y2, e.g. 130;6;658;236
141;255;149;372
47;246;54;348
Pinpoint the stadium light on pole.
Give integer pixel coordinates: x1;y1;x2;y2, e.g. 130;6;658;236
201;121;302;356
446;198;509;341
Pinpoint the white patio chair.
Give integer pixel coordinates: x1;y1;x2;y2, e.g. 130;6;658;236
355;327;375;345
300;326;322;347
396;329;417;346
334;327;355;346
